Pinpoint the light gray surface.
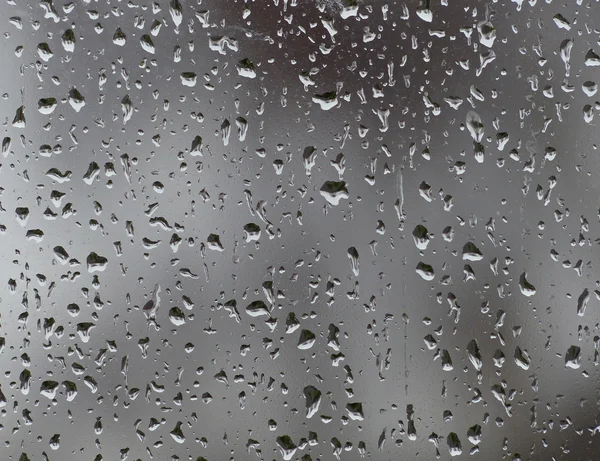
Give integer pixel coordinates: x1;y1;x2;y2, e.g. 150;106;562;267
0;0;599;459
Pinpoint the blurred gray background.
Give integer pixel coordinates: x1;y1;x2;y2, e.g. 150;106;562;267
0;0;599;459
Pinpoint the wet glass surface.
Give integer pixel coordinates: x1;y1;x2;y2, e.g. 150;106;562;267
1;0;600;460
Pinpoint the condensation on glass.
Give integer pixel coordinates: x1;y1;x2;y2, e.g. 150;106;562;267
0;0;599;460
